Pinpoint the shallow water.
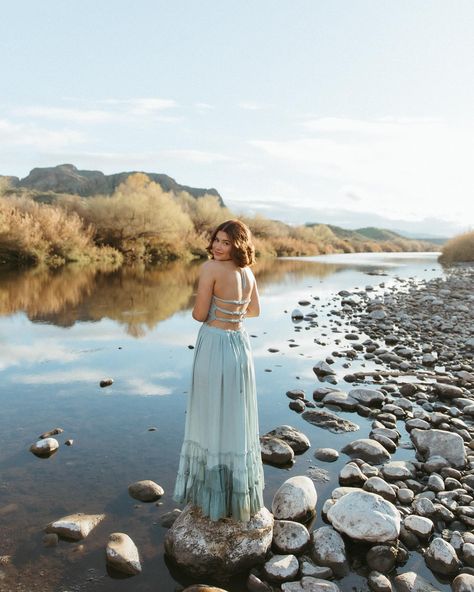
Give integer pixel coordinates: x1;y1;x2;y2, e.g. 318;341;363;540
0;252;452;591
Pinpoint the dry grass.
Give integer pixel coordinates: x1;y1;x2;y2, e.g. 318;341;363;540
0;173;439;268
440;230;474;263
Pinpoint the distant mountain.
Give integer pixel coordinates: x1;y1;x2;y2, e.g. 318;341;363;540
1;163;223;204
355;227;405;241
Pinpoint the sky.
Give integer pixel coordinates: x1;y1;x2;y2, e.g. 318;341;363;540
1;1;474;237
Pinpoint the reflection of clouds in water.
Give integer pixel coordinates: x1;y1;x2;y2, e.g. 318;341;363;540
0;342;80;371
152;370;181;379
14;368;105;384
124;378;173;396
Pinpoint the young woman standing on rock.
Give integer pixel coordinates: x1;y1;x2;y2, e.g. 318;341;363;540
173;219;265;522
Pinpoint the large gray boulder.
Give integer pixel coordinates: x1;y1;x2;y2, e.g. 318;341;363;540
327;491;400;543
164;504;273;580
272;476;317;522
410;428;466;468
311;525;348;577
349;388;385;406
265;426;311;453
424;537;461;575
341;439;391;464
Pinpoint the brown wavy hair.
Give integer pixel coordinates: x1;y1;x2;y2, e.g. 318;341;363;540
207;219;256;267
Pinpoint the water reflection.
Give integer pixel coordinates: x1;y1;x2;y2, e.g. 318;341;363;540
0;258;341;335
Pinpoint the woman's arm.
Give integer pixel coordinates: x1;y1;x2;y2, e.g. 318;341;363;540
192;262;215;322
245;278;260;318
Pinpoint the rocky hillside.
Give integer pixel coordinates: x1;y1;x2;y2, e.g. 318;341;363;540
1;164;223;203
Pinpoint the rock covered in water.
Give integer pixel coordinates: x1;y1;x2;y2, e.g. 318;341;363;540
30;437;59;456
260;435;295;465
341;439;391;464
302;409;359;434
327;491;400;543
45;513;105;540
265;425;310;453
272;476;317;522
128;480;164;502
105;532;141;575
164;504;273;580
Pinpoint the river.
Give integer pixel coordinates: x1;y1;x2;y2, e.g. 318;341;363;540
0;252;451;592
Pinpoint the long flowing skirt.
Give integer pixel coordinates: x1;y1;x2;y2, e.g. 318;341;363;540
173;323;265;522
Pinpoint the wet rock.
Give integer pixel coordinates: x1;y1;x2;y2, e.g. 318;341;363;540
404;515;433;540
290;400;306;412
366;544;397;573
453;574;474;592
247;574;273;592
30;437;59;457
341;439;391;464
427;474;445;492
260;435;295;466
397;488;414;505
363;477;396;503
100;378;114;388
349;388;385;407
42;533;59;547
272;476;317;522
424;537;461;575
368;571;393;592
183;587;229;592
322;391;358;410
433;383;464;399
327;491;400;543
313;361;337;377
164;504;273;580
314;448;339;462
45;513;105;541
39;427;64;439
381;461;416;481
302;409;359;434
128;480;164;502
106;532;141;575
292;309;304;320
339;462;367;486
411;428;466;468
393;571;441;591
159;508;182;528
262;554;299;582
311;525;348;577
273;520;310;554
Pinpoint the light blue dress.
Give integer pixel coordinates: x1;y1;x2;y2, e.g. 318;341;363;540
173;268;265;522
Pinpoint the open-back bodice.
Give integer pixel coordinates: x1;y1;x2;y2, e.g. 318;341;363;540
206;267;251;325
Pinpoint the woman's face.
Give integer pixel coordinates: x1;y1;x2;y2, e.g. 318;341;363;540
212;231;232;261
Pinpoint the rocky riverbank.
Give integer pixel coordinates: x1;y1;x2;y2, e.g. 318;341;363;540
165;265;474;591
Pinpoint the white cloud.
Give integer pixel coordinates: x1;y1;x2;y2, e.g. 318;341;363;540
250;117;474;226
238;101;265;111
125;378;172;396
0;118;86;149
12;107;114;124
15;369;105;384
0;342;81;371
160;149;234;164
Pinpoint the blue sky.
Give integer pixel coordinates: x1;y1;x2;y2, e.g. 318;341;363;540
1;1;473;236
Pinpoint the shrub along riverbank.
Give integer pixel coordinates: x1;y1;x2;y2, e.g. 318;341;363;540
439;230;474;263
0;173;437;268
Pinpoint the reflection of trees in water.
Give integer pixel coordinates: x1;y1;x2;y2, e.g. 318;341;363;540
0;257;340;335
253;257;341;288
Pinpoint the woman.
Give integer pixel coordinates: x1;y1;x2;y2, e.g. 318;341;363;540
173;219;265;522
